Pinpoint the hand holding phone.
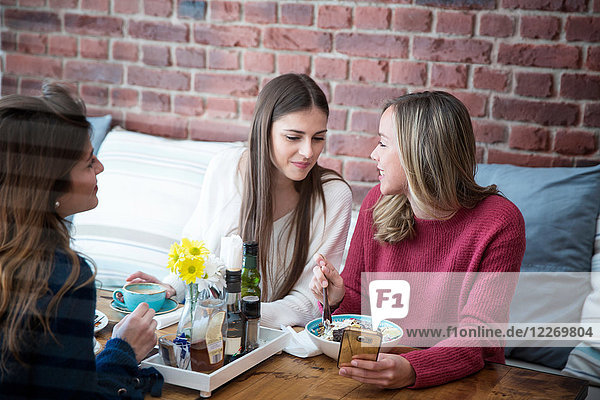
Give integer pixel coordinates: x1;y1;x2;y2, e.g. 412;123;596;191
337;327;382;368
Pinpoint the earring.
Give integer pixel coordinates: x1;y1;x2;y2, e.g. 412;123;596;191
54;201;60;209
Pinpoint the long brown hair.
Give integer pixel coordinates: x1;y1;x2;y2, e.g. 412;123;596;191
373;91;498;243
239;73;346;300
0;83;94;372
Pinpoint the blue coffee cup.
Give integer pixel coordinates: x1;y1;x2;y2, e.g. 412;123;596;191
113;283;166;312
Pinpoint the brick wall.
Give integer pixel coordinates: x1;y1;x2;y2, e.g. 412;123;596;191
1;0;599;205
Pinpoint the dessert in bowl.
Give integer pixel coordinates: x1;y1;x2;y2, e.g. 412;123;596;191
305;314;403;359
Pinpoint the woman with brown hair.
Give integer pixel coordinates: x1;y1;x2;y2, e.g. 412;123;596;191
311;91;526;388
130;73;352;328
0;83;161;399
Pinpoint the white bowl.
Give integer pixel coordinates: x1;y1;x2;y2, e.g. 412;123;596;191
305;314;403;360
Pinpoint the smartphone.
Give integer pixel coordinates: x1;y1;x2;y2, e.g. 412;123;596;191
337;327;382;368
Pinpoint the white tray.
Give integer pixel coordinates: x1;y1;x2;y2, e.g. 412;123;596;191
142;326;290;398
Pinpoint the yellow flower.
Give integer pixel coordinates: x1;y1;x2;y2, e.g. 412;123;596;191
181;238;210;259
167;243;185;273
178;257;206;285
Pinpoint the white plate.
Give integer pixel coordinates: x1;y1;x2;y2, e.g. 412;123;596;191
93;337;102;354
94;310;108;333
110;298;179;315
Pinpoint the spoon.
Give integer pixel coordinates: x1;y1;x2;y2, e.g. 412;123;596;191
322;284;332;330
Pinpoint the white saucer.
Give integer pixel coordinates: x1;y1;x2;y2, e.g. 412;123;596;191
94;310;108;333
109;298;179;315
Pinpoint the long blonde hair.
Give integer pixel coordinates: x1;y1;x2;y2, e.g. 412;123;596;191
0;83;94;372
373;91;498;243
239;74;347;300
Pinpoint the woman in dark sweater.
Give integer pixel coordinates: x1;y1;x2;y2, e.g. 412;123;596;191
0;83;161;399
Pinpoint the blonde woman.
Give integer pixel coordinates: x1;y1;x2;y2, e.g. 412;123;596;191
311;91;526;388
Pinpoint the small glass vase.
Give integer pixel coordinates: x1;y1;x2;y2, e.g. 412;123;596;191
177;282;227;373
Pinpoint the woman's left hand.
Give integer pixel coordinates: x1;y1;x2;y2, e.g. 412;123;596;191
338;353;416;389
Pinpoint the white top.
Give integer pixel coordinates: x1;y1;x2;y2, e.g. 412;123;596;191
164;147;353;328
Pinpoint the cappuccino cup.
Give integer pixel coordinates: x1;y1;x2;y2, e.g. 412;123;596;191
113;282;166;312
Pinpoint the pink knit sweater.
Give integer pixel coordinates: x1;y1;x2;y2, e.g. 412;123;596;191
337;185;526;388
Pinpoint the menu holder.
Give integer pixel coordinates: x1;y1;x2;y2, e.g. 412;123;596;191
141;326;290;398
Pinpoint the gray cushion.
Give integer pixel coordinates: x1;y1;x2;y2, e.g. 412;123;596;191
475;163;600;369
87;115;112;155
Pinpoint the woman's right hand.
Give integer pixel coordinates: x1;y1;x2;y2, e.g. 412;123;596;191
126;271;176;299
111;302;157;363
310;254;345;308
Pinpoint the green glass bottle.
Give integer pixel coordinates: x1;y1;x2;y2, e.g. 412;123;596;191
241;241;261;299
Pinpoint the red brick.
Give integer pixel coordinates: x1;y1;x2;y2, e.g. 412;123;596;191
2;76;18;96
561;74;600;100
245;2;277;24
142;45;171;67
111;88;138;108
206;97;237;118
17;33;46;54
350;183;375;208
328;133;379;158
502;0;586;11
472;120;507;143
176;47;206;68
351;60;388;83
128;66;190;90
195;73;258;97
265;27;331;52
126;113;187;139
18;0;44;7
479;13;513;38
174;95;204;116
209;48;239;70
344;160;379;182
567;16;600;41
281;3;313;26
278;54;311;75
413;37;492;63
195;25;259;47
241;99;256;121
178;0;206;20
113;41;138;62
328;108;347;131
318;5;352;29
431;64;467;88
210;1;240;21
575;159;600;167
315;57;347;80
48;35;76;57
129;20;188;42
243;51;274;73
65;61;123;84
351;111;380;134
6;54;61;78
64;14;123;37
476;146;484;163
473;67;509;91
389;61;427;86
81;38;109;60
81;85;109;106
493;97;578;126
317;156;343;175
452;92;487;117
555;130;596;155
82;0;109;12
393;8;432;32
144;0;173;17
515;72;553;98
142;91;171;112
356;6;390;30
521;15;561;40
190;119;249;142
509;126;550;151
487;149;555;167
417;0;495;8
436;11;474;36
20;78;43;96
4;9;61;32
587;47;600;71
498;44;580;69
114;0;139;13
334;84;405;109
2;31;16;52
0;0;16;5
336;33;408;59
584;104;600;127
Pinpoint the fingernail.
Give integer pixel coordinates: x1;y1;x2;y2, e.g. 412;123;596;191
320;261;326;267
351;360;358;367
339;369;346;375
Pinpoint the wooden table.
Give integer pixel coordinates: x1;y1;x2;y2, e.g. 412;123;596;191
96;290;589;399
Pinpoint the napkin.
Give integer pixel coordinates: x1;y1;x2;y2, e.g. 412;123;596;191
153;307;183;330
282;326;323;358
220;235;243;270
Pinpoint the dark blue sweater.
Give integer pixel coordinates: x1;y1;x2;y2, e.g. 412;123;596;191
0;252;160;399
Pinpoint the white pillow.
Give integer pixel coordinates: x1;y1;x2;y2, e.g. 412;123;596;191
72;128;244;289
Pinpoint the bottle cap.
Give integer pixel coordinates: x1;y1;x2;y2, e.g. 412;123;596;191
243;241;258;257
241;295;260;318
226;269;241;293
